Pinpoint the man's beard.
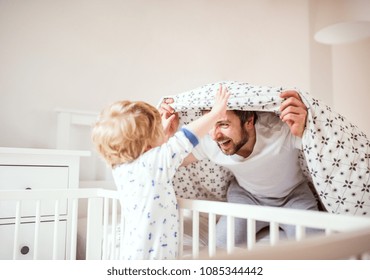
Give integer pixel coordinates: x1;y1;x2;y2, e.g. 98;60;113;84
216;130;249;155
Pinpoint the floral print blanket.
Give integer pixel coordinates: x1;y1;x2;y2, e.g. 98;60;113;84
160;81;370;216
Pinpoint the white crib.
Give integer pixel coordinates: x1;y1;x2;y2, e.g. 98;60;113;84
1;187;370;260
1;107;363;261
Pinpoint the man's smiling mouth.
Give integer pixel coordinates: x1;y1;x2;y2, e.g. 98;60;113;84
218;139;231;148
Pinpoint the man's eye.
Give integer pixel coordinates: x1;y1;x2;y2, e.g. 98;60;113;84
220;123;229;128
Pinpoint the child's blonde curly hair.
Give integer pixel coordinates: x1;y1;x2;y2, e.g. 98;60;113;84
92;100;165;167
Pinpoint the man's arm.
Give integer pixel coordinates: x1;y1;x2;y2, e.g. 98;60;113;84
279;90;307;138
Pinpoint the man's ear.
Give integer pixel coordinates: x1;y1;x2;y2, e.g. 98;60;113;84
245;114;255;128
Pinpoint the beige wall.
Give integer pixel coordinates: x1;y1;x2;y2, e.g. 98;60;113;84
0;0;310;149
308;0;333;106
1;0;369;150
332;38;370;136
309;0;370;137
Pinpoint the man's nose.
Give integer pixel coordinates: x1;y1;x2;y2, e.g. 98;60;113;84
209;127;221;140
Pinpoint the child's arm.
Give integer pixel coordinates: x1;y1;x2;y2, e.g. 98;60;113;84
185;84;230;139
162;112;179;141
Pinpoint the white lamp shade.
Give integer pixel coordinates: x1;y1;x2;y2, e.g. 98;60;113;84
315;21;370;45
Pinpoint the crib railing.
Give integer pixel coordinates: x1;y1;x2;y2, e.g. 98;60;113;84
0;188;121;260
207;226;370;260
178;198;370;259
1;188;370;260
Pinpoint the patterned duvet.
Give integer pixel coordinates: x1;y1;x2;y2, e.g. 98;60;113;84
160;81;370;217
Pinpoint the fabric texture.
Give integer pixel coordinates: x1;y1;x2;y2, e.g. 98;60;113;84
112;130;194;260
160;81;370;217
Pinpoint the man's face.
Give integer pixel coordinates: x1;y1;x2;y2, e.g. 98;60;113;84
208;111;249;156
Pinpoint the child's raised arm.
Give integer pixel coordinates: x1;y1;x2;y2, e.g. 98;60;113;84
185;84;230;138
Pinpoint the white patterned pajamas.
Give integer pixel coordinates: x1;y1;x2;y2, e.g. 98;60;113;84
112;128;198;260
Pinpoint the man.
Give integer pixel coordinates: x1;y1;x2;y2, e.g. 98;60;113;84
160;86;320;246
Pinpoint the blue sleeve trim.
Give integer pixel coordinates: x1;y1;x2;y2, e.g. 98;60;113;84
181;127;199;147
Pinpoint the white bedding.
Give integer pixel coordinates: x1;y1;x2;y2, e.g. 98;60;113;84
161;81;370;216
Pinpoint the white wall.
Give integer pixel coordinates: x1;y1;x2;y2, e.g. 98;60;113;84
1;0;369;152
0;0;311;150
308;0;333;106
332;38;370;136
309;0;370;137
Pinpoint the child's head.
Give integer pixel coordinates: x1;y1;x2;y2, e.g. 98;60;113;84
92;100;165;167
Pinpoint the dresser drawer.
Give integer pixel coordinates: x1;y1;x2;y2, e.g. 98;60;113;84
0;165;68;190
0;165;68;218
0;220;67;260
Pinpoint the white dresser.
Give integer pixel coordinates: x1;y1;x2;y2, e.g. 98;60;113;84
0;147;90;260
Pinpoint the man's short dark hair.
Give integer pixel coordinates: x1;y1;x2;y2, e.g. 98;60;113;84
232;110;258;125
200;109;258;126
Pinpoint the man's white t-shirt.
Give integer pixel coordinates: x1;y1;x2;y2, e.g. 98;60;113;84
192;112;305;198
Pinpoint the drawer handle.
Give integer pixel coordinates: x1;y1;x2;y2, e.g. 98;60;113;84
20;246;30;255
25;187;32;190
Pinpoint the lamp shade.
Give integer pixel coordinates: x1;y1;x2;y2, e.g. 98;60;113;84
314;0;370;45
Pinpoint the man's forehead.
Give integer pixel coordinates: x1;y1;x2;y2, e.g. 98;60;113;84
201;109;236;115
201;109;237;121
219;112;238;122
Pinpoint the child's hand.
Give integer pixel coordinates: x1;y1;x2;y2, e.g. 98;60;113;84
184;84;230;140
162;111;179;140
210;84;230;117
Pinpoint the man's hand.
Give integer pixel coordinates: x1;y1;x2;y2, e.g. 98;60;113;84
279;90;307;138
